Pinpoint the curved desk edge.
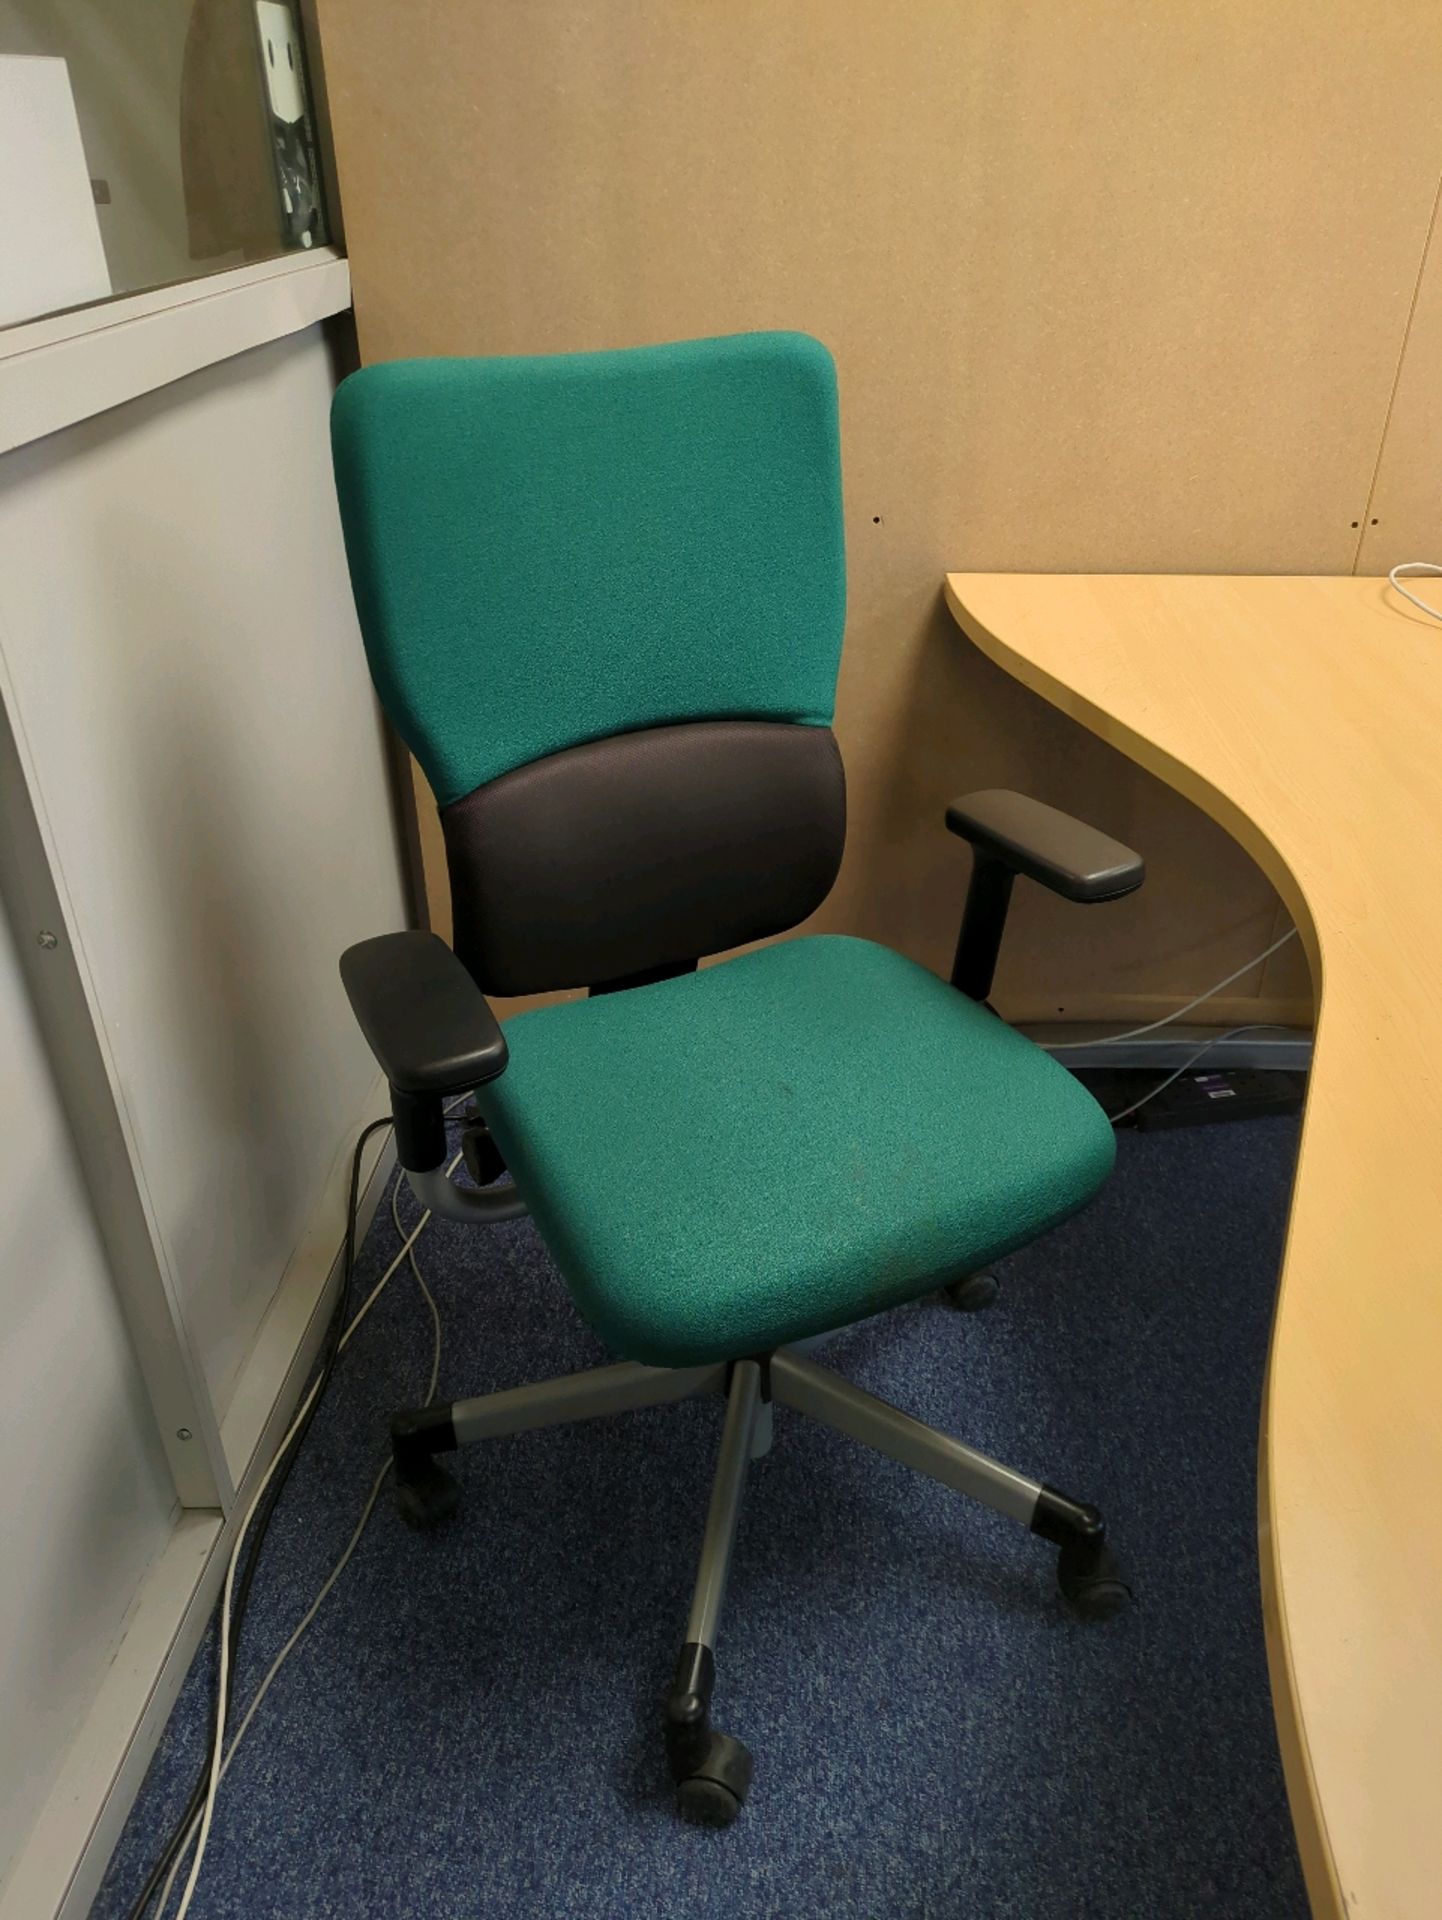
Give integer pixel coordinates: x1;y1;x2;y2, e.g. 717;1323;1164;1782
943;573;1341;1920
941;576;1323;985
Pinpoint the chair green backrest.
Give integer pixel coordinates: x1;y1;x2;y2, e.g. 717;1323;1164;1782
330;331;848;808
331;333;853;995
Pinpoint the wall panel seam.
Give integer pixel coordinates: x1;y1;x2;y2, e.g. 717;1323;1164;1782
1351;159;1442;574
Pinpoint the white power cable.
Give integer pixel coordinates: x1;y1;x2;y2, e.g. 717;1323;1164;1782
168;1122;465;1920
157;1164;449;1918
1103;1022;1295;1125
1388;561;1442;623
1044;926;1298;1052
155;1459;398;1916
222;1169;445;1779
169;1218;424;1918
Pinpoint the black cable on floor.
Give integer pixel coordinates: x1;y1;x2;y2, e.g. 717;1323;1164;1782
122;1115;393;1920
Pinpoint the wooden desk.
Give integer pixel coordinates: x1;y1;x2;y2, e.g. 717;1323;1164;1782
944;574;1442;1920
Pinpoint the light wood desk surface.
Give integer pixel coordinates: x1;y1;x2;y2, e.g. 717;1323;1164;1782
944;573;1442;1920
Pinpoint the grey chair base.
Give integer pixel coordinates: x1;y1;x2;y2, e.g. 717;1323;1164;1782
388;1345;1131;1825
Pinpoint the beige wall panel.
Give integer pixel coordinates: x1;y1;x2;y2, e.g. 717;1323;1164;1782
410;758;450;943
318;1;1442;1020
1357;182;1442;573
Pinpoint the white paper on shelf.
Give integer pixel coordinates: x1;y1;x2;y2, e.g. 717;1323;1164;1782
0;55;112;330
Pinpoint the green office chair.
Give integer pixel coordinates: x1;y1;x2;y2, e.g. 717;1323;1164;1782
330;332;1144;1826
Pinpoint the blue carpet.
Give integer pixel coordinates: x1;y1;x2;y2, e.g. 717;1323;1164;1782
93;1115;1308;1920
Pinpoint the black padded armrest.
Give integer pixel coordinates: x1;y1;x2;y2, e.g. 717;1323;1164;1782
340;931;508;1095
945;790;1144;902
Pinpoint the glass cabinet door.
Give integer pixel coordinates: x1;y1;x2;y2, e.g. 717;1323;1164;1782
0;0;329;330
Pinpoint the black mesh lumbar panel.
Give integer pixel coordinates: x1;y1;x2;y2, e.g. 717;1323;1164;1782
442;720;846;995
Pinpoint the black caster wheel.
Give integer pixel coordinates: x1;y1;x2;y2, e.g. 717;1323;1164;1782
394;1460;460;1531
946;1270;1000;1312
1058;1538;1132;1620
674;1732;753;1827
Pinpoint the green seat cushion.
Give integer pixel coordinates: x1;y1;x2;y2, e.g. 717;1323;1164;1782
478;936;1115;1366
330;333;846;807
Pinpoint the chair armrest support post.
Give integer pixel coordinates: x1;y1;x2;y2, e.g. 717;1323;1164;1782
340;930;509;1170
949;855;1015;1001
944;790;1144;1003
